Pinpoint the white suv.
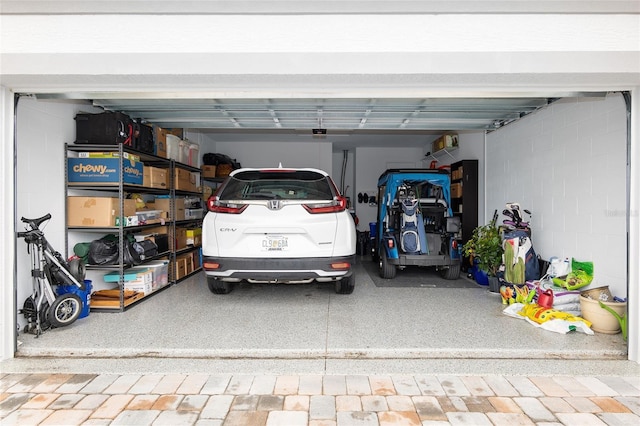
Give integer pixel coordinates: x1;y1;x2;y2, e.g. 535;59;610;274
202;167;356;294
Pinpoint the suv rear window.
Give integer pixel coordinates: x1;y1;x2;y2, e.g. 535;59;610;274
219;170;335;201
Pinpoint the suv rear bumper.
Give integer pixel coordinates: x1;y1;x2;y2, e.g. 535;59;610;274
202;255;355;282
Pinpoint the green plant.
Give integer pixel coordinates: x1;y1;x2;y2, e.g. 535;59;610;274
463;215;503;277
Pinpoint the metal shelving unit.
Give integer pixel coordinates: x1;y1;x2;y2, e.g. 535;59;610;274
64;143;175;311
170;161;204;283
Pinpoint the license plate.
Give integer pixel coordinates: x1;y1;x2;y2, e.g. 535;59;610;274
262;236;288;251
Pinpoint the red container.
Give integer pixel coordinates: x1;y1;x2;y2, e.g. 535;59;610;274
537;289;554;308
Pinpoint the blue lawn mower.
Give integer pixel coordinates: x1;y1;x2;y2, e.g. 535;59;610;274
373;169;462;280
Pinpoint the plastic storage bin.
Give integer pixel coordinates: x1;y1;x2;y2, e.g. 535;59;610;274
166;134;181;161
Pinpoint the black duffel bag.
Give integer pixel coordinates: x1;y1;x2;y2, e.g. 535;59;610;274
87;234;144;266
134;122;155;154
75;111;134;146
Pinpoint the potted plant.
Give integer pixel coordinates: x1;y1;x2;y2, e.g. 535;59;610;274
463;213;503;292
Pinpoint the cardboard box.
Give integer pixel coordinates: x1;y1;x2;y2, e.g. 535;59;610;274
151;126;182;159
152;126;168;158
431;134;458;153
103;268;153;295
68;157;144;185
143;225;169;235
451;182;463;198
142;166;168;189
186;228;202;246
202;165;217;178
176;253;194;275
202;185;214;202
78;152;140;161
174;168;197;192
67;197;135;227
175;258;187;280
167;128;183;138
115;215;139;227
124;269;153;295
175;227;188;250
191;248;202;270
174;197;186;221
153;197;185;221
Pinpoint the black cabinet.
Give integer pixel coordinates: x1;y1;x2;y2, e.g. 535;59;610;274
450;160;478;248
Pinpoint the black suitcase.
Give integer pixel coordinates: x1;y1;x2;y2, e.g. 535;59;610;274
134;122;155;154
75;111;134;146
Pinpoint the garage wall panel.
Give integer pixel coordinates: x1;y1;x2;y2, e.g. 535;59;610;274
486;94;627;296
213;140;332;172
354;146;425;232
0;86;14;360
14;97;101;332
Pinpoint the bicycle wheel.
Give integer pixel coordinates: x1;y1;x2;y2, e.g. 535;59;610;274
47;293;82;328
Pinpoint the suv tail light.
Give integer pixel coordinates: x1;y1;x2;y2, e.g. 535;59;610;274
207;196;248;214
302;196;347;214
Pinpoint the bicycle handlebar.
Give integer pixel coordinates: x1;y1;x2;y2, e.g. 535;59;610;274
20;213;52;230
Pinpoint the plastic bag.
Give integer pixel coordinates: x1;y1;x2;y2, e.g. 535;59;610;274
502;303;594;335
547;257;571;277
87;234;142;266
552;258;593;290
518;303;591;326
88;237;118;265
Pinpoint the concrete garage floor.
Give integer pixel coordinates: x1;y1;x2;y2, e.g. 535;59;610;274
6;258;635;376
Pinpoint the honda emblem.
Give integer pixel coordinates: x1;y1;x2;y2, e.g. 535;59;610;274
268;200;281;210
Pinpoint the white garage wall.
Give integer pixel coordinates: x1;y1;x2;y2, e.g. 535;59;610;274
213;140;332;172
350;132;487;233
486;94;628;297
13;97;102;331
352;146;424;231
0;87;15;359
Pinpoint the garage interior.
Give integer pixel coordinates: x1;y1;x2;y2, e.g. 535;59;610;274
9;91;631;368
1;1;638;367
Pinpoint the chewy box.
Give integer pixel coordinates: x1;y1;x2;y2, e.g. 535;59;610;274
68;156;144;185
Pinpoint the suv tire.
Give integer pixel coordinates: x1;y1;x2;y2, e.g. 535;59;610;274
207;278;233;294
334;276;355;294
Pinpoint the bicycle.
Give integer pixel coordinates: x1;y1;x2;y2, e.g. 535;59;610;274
18;213;86;336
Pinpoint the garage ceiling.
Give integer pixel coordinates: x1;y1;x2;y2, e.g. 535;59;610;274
92;97;556;133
